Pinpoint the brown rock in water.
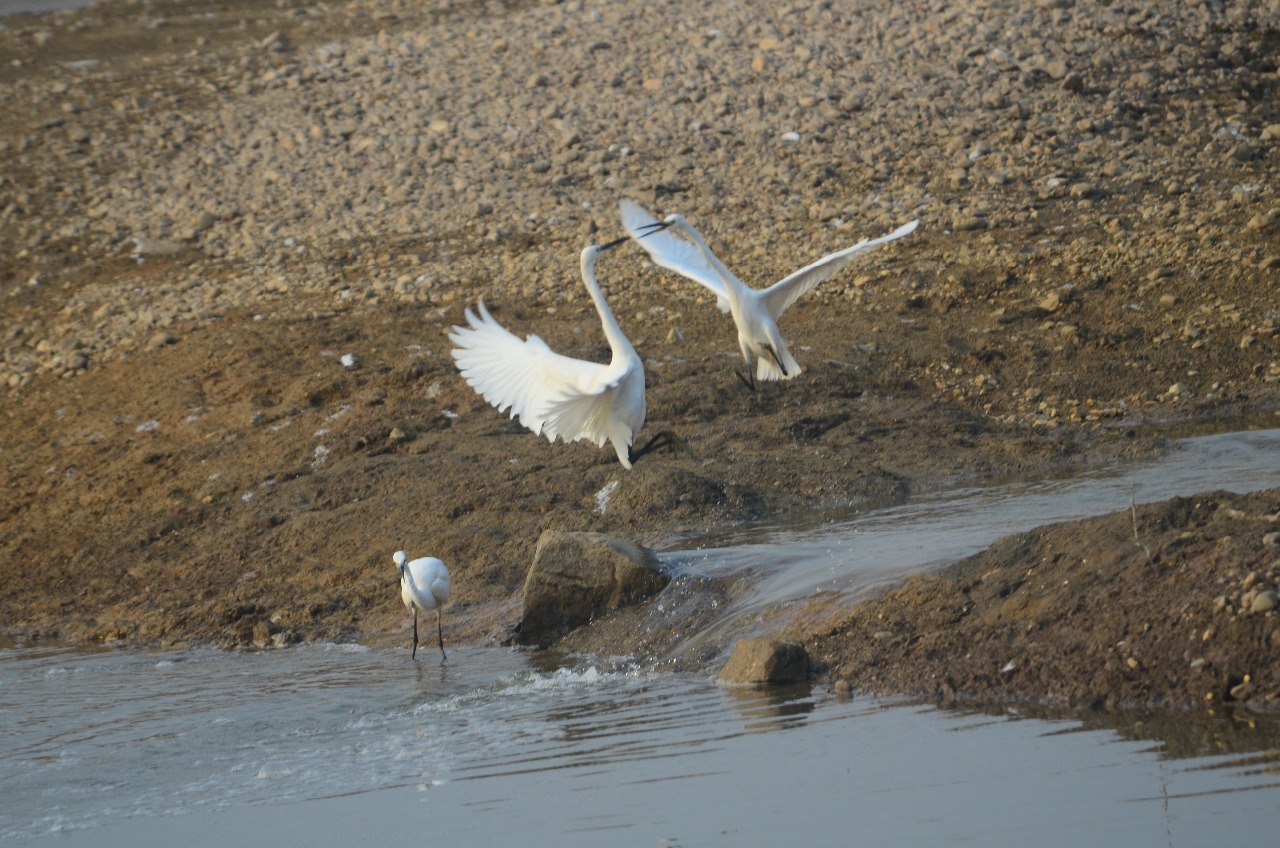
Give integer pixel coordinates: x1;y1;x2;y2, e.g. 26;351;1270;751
717;638;810;686
518;530;667;646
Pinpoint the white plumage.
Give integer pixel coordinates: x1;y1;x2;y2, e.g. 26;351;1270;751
394;550;451;659
620;199;918;386
449;241;646;468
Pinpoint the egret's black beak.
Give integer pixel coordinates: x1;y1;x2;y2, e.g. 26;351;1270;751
599;235;629;251
634;221;670;239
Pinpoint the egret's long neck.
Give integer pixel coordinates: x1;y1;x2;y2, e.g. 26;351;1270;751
676;220;747;303
580;249;633;360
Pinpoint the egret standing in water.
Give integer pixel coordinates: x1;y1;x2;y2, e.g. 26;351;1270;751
450;237;679;468
619;199;918;389
395;550;450;660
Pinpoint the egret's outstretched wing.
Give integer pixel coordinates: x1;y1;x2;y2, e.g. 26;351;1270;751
762;219;919;319
449;302;608;438
619;199;731;312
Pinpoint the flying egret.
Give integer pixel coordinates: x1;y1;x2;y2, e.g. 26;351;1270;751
619;199;919;389
449;237;682;468
394;550;451;660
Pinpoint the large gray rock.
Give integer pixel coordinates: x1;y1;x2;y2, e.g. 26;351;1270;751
518;530;668;646
717;639;810;687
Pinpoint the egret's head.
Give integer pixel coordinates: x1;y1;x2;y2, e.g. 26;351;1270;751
393;550;407;568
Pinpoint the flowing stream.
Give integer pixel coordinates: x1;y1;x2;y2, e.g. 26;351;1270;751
2;427;1279;846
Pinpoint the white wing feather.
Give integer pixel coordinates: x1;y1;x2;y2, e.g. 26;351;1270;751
763;219;918;319
619;199;731;313
541;373;634;453
449;302;610;440
450;301;642;462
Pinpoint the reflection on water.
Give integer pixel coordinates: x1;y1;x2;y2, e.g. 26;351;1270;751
3;429;1280;845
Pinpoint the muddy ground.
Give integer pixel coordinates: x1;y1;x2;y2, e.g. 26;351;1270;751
1;0;1278;712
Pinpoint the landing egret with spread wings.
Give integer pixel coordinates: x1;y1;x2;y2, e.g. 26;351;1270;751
394;550;450;660
620;199;918;388
450;238;678;468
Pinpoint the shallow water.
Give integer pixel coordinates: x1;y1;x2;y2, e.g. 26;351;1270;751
2;644;1278;847
0;0;88;16
658;426;1280;660
3;428;1280;845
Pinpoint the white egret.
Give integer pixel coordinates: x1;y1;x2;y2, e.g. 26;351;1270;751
394;550;451;660
449;237;682;468
619;199;918;389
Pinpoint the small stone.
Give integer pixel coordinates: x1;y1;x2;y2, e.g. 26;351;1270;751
1044;59;1069;80
146;332;176;351
1250;590;1278;613
339;353;359;369
1247;211;1275;231
252;619;281;647
130;236;185;257
1263;532;1280;547
988;48;1015;70
1039;291;1062;312
953;214;987;231
717;638;810;686
1061;71;1085;93
1229;680;1255;701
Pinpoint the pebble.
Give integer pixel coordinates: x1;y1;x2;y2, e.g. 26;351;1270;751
1229;679;1255;700
1250;590;1278;613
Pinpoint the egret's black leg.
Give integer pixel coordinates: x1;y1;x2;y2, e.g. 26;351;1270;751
436;610;446;660
411;611;419;661
735;368;756;392
766;345;789;377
